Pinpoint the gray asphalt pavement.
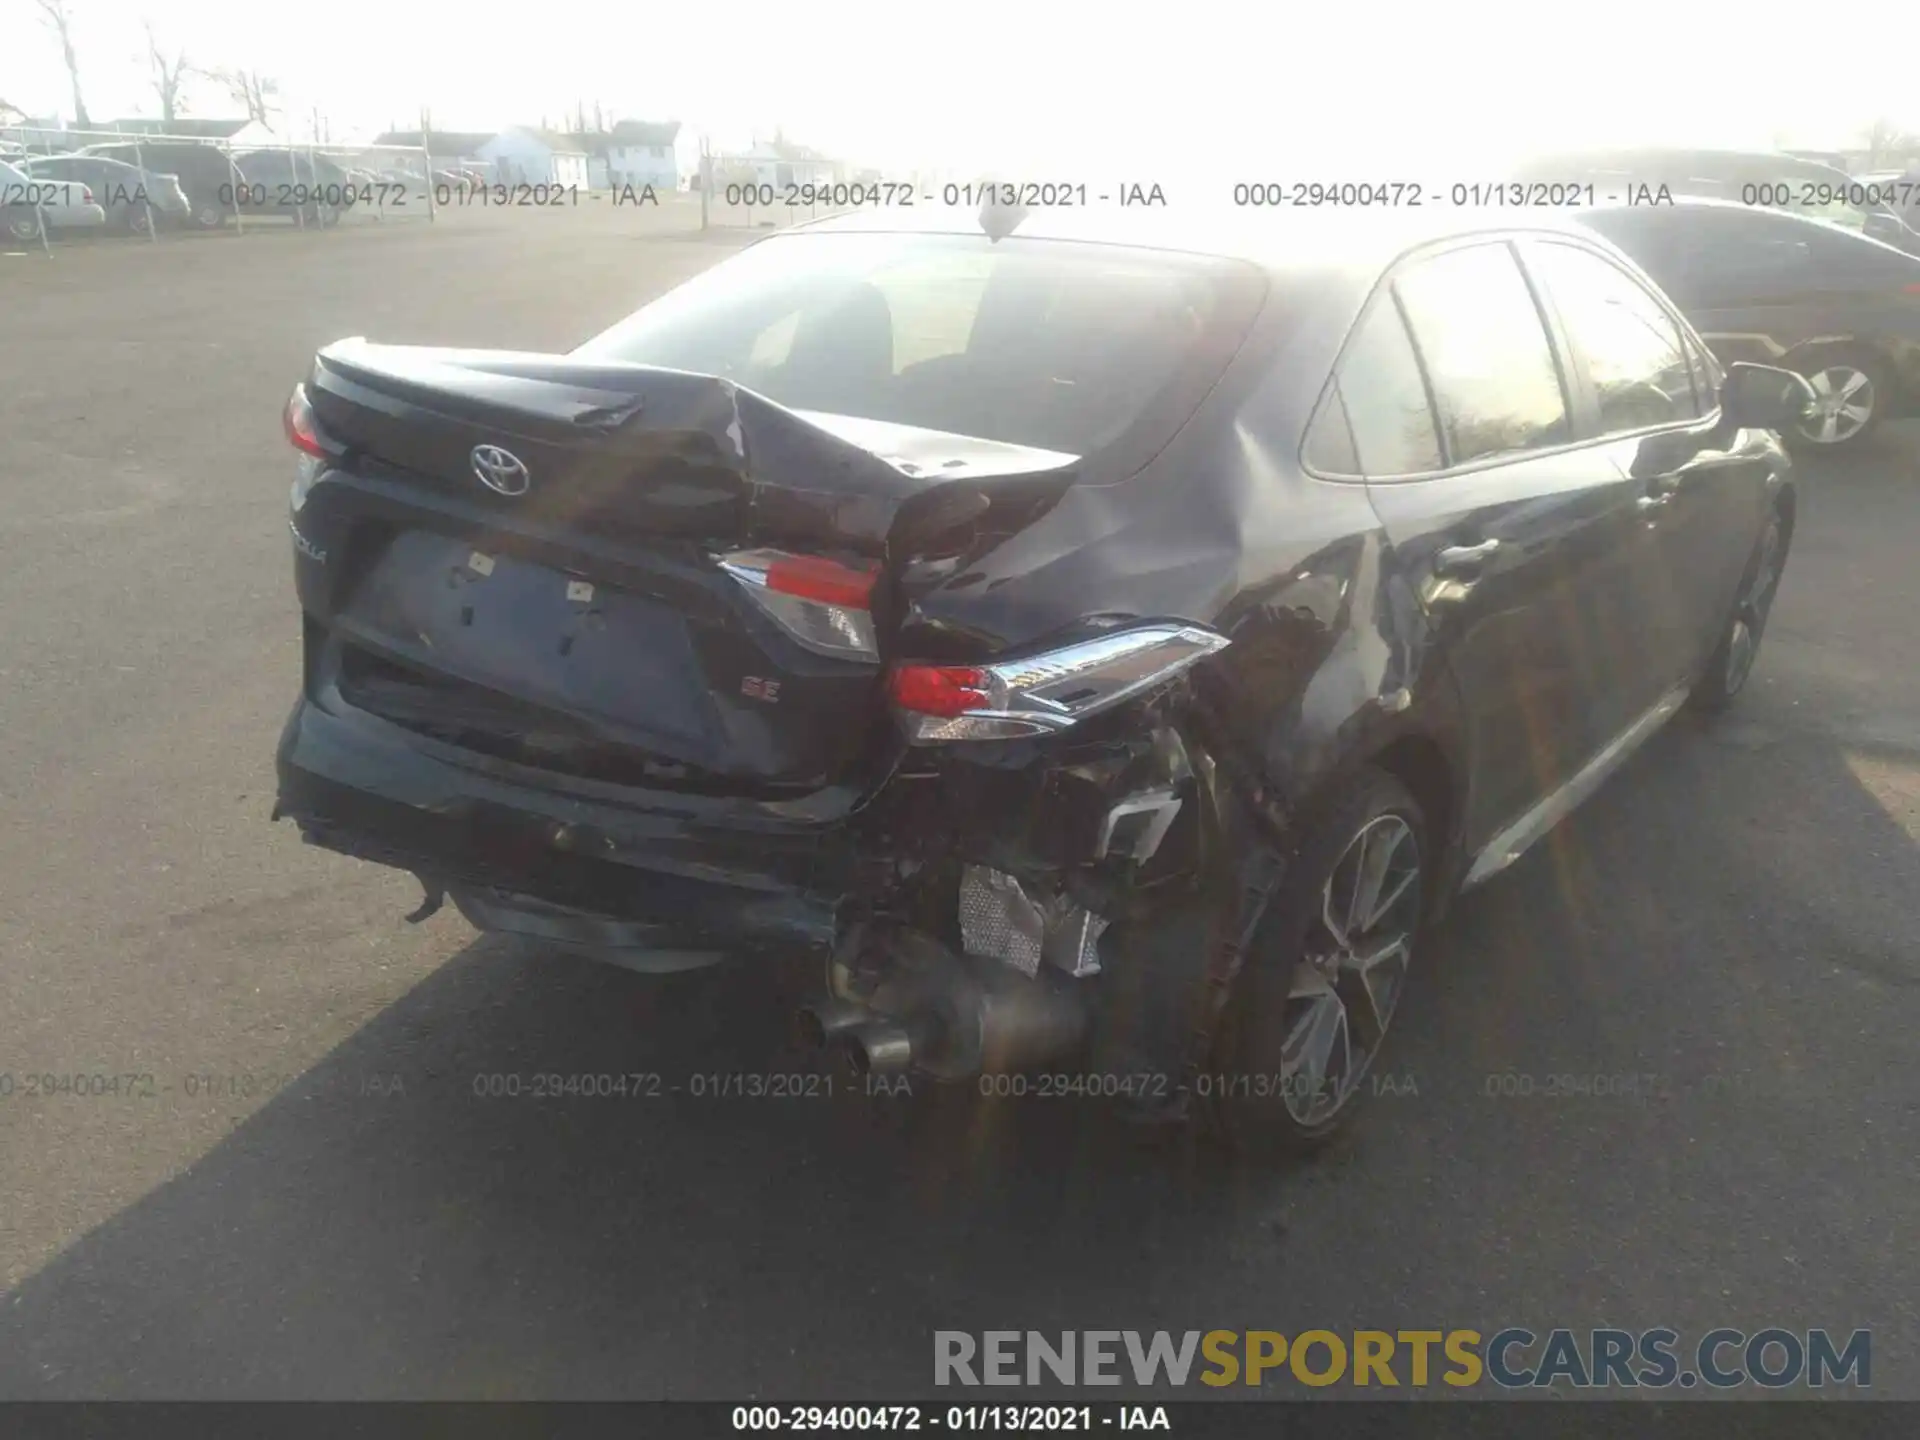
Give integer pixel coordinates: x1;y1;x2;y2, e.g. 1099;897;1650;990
0;205;1916;1400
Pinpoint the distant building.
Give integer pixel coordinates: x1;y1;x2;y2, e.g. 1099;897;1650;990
738;138;839;189
599;120;684;191
477;127;591;187
105;117;261;142
371;129;500;165
540;121;689;191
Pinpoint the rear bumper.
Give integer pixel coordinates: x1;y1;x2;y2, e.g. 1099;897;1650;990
275;693;864;960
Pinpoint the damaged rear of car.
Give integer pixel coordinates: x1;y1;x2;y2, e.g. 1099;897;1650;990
275;219;1290;1108
276;207;1798;1151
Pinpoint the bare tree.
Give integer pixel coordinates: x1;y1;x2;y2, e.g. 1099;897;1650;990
34;0;91;128
0;96;26;125
1861;117;1920;169
144;21;192;124
213;66;279;125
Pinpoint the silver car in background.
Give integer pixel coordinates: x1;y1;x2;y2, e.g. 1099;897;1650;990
22;154;191;235
1;157;108;243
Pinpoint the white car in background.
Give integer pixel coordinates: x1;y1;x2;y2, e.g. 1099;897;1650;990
1;157;108;243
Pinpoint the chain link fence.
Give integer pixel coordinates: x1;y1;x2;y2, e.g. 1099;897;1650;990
692;152;842;234
1;126;436;253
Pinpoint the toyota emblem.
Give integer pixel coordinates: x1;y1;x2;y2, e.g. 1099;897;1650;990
470;444;531;496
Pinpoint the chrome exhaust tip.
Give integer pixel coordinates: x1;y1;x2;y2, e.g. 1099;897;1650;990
795;1000;870;1050
840;1021;913;1078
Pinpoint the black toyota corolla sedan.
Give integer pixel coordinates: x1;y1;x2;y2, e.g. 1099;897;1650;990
273;202;1811;1152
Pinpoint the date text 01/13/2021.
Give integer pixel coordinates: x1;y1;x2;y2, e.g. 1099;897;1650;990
731;1406;1170;1431
720;181;1170;209
1228;180;1677;208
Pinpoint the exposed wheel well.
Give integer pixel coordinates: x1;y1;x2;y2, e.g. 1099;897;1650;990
1784;338;1891;371
1782;339;1907;409
1369;733;1456;908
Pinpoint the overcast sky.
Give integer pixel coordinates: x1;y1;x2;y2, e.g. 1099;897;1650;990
4;0;1916;172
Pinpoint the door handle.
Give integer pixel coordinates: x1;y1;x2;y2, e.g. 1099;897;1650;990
1433;538;1501;576
1637;473;1682;510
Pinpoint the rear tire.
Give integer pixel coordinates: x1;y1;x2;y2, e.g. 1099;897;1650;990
1691;503;1789;714
5;210;42;243
1782;349;1888;453
1205;765;1430;1158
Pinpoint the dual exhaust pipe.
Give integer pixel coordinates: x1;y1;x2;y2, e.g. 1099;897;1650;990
795;1001;915;1077
796;929;1090;1082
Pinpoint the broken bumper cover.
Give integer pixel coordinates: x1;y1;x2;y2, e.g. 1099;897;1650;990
274;696;859;960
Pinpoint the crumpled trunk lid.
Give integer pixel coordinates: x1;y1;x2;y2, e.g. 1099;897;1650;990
301;340;1080;793
306;338;1079;556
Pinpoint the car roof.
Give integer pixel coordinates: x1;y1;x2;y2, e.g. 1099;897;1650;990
25;151;135;168
1576;193;1887;236
785;201;1617;280
85;140;218;154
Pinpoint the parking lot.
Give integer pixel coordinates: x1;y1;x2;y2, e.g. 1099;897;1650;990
0;203;1916;1399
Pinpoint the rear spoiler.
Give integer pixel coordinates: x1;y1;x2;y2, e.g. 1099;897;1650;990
307;339;1082;561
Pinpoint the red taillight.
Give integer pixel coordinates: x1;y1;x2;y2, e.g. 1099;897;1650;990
1904;282;1920;295
284;383;326;457
80;186;94;204
716;548;880;660
889;664;991;717
763;553;878;608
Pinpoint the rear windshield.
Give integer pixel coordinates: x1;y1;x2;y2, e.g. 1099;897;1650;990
574;230;1262;460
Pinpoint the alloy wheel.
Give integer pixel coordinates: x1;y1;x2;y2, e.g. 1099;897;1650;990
1795;365;1875;445
1724;514;1784;695
1276;813;1422;1127
6;214;40;243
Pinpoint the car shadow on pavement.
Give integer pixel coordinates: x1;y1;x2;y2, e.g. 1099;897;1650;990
0;916;1260;1398
2;692;1914;1400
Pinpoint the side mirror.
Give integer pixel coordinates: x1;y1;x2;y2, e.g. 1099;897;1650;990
1719;362;1816;432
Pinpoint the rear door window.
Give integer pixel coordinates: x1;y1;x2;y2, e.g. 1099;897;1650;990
1580;207;1813;303
1805;223;1920;286
1392;242;1571;465
1333;297;1443;476
1302;384;1361;475
1525;241;1705;431
1704;221;1815;285
1747;164;1880;234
